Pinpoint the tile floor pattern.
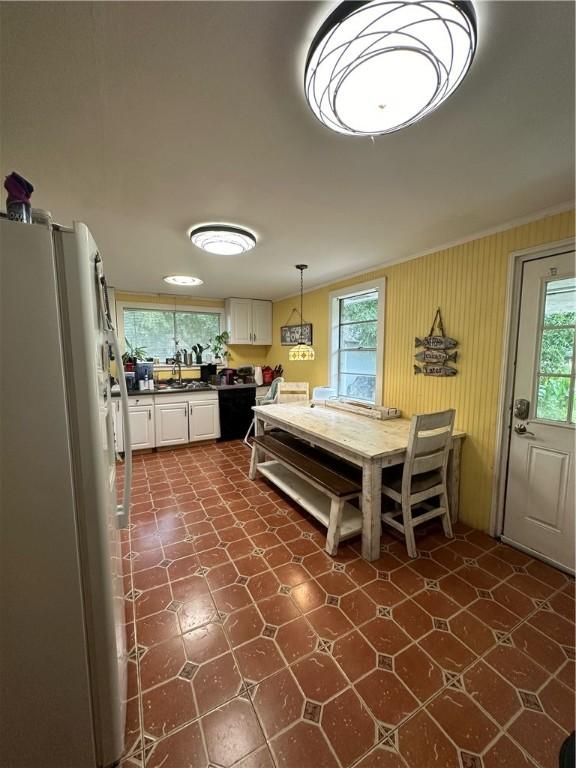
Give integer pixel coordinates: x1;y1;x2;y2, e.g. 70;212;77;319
118;441;575;768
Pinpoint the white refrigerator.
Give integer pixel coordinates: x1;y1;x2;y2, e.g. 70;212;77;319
0;216;133;767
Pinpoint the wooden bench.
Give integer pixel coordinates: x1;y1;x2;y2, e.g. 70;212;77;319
250;432;362;555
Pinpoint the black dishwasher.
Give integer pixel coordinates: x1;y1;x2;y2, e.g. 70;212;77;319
217;387;256;441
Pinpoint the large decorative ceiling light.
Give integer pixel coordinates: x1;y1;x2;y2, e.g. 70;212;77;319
304;0;477;136
190;224;256;255
289;264;315;362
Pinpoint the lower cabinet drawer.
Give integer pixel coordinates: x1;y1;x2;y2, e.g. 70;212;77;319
128;395;154;407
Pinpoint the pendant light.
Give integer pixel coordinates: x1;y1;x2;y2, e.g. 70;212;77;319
288;264;315;362
304;0;477;137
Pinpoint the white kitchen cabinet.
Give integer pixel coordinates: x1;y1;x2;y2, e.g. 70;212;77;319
189;400;220;441
226;298;253;344
155;401;189;447
251;300;272;345
128;405;155;450
225;298;272;345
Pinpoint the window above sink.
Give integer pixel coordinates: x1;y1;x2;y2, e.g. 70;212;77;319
116;299;224;364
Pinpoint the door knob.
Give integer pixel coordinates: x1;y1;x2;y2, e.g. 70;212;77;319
514;423;535;436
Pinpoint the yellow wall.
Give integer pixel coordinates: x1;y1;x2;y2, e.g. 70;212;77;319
269;211;575;532
113;291;270;376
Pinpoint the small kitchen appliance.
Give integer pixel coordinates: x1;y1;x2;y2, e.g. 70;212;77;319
135;361;154;384
220;368;237;385
200;363;217;382
237;365;254;383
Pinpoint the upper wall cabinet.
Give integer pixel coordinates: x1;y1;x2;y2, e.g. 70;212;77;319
225;298;272;345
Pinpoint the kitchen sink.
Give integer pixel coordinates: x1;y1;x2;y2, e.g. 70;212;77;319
159;383;213;392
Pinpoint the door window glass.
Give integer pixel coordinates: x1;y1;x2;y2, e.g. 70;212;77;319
535;277;576;423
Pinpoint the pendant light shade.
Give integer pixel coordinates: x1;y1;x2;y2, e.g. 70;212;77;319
304;0;477;137
289;264;315;362
288;344;316;362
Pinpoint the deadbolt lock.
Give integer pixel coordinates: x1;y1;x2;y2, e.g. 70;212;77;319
513;398;530;420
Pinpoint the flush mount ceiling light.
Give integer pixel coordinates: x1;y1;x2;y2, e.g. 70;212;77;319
289;264;315;362
304;0;477;136
163;275;204;286
189;224;257;256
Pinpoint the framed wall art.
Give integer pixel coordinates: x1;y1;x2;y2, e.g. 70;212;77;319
281;323;313;346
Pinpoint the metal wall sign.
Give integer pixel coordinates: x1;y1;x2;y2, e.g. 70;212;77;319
414;308;458;376
281;322;313;346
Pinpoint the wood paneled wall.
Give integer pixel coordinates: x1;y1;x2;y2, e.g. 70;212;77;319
269;211;575;530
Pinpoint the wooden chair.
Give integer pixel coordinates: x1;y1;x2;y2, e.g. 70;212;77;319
381;410;455;558
277;381;309;403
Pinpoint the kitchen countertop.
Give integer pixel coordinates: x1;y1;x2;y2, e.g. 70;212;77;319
210;383;258;390
112;383;259;396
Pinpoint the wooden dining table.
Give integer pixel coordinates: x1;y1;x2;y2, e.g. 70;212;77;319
252;402;466;562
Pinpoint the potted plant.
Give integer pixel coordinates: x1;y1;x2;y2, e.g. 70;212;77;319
209;331;230;364
122;339;147;369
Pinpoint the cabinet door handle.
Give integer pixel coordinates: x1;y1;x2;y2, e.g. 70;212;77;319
148;410;151;420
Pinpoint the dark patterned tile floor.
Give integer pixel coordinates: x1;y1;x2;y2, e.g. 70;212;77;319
118;441;575;768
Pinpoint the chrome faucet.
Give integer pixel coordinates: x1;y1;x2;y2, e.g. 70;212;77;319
172;352;182;384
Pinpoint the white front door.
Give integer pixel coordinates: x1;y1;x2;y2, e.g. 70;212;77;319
503;250;575;573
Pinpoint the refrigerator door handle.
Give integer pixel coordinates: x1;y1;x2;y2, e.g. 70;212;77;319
109;329;132;529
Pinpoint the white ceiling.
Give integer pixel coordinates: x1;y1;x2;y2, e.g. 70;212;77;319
1;1;574;300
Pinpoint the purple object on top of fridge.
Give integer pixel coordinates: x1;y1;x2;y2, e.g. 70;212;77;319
4;171;34;223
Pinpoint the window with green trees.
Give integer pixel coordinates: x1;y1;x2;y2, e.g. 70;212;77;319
535;277;575;423
123;307;221;362
331;285;382;403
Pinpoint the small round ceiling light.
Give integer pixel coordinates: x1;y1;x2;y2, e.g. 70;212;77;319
189;224;257;256
163;275;204;286
304;0;477;136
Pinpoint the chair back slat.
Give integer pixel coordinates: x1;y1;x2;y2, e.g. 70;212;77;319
412;451;445;475
413;431;451;456
415;410;455;431
277;381;309;403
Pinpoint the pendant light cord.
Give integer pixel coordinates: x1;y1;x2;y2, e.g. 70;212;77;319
300;267;304;343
